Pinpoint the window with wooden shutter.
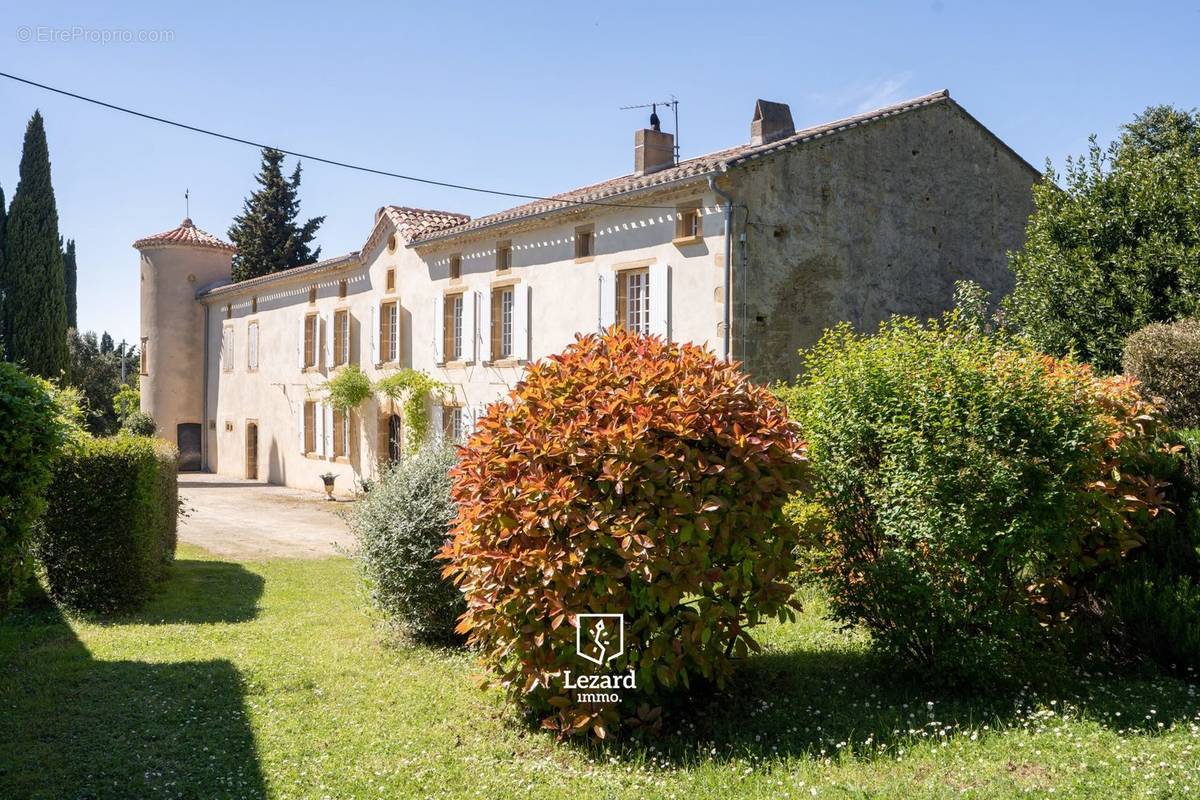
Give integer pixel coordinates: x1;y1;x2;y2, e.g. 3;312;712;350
495;241;512;273
444;293;464;361
616;268;650;335
247;322;259;371
449;254;462;280
303;401;316;454
491;286;514;359
303;313;318;368
332;409;350;459
574;225;594;261
674;204;702;243
334;309;350;366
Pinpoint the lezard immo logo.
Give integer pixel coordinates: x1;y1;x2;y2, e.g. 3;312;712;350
574;613;625;666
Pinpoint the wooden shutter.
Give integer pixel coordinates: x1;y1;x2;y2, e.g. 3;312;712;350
649;263;671;339
513;284;529;361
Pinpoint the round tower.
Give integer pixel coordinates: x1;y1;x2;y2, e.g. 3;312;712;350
133;219;235;470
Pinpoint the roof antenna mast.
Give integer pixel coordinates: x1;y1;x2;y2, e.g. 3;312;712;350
184;188;190;219
619;96;679;165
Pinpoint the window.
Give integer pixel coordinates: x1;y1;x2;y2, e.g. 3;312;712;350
251;296;258;313
495;241;512;272
303;401;316;454
303;313;318;368
675;205;702;241
338;280;347;298
616;269;650;335
247;322;259;371
225;304;232;320
443;293;464;361
575;225;594;260
140;337;149;375
332;409;350;459
385;268;396;292
443;405;464;443
490;286;514;360
379;302;398;363
308;286;317;304
222;326;234;372
387;233;397;253
334;309;350;366
449;254;462;280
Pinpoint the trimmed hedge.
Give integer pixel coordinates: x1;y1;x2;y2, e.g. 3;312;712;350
1123;319;1200;428
37;435;179;613
0;363;65;616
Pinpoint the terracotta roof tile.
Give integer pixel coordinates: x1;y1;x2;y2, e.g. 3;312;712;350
133;218;236;252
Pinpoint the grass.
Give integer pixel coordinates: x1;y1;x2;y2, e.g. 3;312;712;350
1;545;1199;799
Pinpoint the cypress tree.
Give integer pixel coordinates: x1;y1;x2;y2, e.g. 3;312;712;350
63;237;77;329
227;148;324;282
2;112;68;378
0;183;7;358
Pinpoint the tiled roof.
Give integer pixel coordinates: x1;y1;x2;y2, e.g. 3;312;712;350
407;90;953;245
382;206;471;239
133;218;236;252
197;252;362;300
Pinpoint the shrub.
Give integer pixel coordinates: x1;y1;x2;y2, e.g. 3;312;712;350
782;317;1170;682
0;363;66;615
349;444;462;642
121;410;157;436
37;435;179;613
441;328;808;739
1123;319;1200;428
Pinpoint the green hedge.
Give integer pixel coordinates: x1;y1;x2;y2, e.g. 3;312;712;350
37;435;179;613
0;363;65;616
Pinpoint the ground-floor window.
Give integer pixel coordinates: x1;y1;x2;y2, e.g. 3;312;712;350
303;401;316;453
332;409;350;459
617;268;650;334
443;405;464;443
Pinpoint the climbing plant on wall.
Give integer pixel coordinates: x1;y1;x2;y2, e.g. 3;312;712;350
373;369;446;454
323;364;373;412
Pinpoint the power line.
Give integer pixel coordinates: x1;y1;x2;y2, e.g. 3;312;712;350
0;70;689;212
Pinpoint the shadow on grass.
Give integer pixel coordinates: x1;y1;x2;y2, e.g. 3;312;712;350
0;574;266;798
639;639;1200;765
118;559;265;625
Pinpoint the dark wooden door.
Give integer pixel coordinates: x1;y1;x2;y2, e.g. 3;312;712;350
246;423;258;480
177;423;202;471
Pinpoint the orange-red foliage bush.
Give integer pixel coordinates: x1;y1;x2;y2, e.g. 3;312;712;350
441;328;808;738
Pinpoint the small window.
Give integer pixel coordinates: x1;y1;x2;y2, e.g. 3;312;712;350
675;206;702;241
496;241;512;272
308;286;317;304
449;254;462;280
332;409;350;459
387;233;398;253
575;226;594;260
222;327;234;372
379;301;399;363
140;337;149;375
225;304;232;320
247;322;259;371
385;269;396;292
490;286;514;360
303;401;316;454
334;309;350;366
251;296;258;313
303;313;318;368
443;294;464;361
616;268;651;335
443;405;464;443
338;280;347;298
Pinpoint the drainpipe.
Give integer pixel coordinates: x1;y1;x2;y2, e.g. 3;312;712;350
201;303;210;470
708;175;736;361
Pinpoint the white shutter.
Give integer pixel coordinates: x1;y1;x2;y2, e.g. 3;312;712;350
297;316;305;369
649;263;671;339
513;284;529;361
433;296;445;363
478;290;492;364
462;291;476;363
370;304;379;366
323;314;333;369
314;402;325;457
430;402;444;444
390;301;400;361
323;404;334;458
298;404;306;454
598;270;615;330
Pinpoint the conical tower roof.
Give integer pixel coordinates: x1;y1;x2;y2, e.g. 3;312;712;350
133;218;235;252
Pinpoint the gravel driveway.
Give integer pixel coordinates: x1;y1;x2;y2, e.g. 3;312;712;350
178;473;356;559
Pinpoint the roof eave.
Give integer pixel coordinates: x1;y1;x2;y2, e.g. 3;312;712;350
197;253;362;301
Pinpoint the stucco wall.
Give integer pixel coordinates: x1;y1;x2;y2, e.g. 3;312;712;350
726;100;1038;383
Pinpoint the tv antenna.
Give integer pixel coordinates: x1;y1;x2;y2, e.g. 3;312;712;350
620;96;679;165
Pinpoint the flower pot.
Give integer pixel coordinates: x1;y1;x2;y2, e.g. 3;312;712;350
321;475;336;500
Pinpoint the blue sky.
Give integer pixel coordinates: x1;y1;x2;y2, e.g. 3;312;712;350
0;0;1196;344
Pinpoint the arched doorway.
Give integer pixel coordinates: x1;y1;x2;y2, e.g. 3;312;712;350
387;414;402;464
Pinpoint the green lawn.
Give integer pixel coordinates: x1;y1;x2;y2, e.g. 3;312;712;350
2;545;1198;799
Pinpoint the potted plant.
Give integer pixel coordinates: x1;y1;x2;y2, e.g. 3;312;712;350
320;472;337;500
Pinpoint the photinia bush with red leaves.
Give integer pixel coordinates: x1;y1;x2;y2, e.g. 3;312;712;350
440;328;808;739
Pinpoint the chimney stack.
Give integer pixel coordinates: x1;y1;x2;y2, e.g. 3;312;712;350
750;99;795;146
634;128;675;176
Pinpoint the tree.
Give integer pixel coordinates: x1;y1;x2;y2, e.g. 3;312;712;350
0;184;6;357
227;148;324;282
1004;105;1200;374
1;111;68;378
66;329;133;436
62;237;77;329
100;331;113;354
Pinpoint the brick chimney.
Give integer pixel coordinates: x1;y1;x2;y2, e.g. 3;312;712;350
634;128;675;176
750;99;795;146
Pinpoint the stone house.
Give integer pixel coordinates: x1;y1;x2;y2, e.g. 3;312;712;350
135;89;1038;492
